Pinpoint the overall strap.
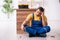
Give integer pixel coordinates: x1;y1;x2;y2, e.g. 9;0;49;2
40;16;42;20
32;13;34;20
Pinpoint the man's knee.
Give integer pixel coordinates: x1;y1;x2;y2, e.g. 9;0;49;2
24;26;36;35
38;26;51;34
44;26;51;32
24;25;31;32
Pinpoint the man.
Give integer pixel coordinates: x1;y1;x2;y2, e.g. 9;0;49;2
21;7;50;37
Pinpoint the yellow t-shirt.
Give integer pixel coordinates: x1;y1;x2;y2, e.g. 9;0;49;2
26;13;47;26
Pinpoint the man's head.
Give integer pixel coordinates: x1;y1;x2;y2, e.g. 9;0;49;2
35;7;44;16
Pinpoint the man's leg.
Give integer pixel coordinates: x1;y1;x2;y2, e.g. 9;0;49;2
37;26;50;34
24;25;37;37
37;26;50;37
44;26;51;32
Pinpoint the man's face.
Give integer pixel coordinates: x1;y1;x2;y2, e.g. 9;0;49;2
35;9;42;16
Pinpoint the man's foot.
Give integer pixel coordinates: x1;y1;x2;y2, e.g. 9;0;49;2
29;34;36;37
39;34;47;37
29;33;47;37
36;33;47;37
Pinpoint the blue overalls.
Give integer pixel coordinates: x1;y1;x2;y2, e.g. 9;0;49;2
24;13;50;36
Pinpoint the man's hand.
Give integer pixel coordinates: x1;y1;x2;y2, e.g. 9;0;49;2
41;12;44;17
41;12;47;26
21;25;25;31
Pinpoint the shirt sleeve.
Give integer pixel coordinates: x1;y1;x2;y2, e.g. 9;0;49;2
26;13;32;21
44;15;47;22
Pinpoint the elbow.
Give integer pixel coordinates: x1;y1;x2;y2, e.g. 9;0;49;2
43;23;48;26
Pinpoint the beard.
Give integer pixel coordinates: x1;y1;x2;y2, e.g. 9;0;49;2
36;13;41;16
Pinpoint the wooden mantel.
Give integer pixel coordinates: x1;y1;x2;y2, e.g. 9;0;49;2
16;9;36;34
16;9;37;11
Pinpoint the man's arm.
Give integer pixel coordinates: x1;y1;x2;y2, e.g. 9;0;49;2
41;12;48;26
21;14;32;31
21;18;29;31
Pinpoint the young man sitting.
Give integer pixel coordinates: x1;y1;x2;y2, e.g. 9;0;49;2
21;7;50;37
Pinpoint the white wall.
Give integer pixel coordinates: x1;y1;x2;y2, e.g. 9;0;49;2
0;0;17;40
44;0;60;34
44;0;60;20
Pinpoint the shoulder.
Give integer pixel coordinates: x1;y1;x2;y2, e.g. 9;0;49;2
27;13;32;17
26;13;33;19
44;15;47;21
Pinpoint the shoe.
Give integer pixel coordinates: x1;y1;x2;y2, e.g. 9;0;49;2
29;34;36;37
36;33;40;37
39;34;47;37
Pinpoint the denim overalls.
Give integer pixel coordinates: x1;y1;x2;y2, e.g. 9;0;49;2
24;13;50;35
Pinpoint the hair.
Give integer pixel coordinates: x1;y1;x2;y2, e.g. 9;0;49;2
38;7;44;12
